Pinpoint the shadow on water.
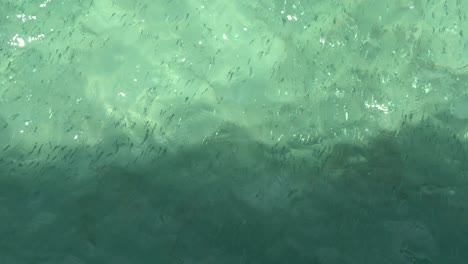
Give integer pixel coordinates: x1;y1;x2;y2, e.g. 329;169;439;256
0;111;467;264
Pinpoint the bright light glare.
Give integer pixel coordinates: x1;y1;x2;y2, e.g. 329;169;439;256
8;33;46;47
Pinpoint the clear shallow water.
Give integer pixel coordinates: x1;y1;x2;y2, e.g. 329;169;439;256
1;0;467;263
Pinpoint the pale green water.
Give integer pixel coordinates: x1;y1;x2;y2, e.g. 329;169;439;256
0;0;467;263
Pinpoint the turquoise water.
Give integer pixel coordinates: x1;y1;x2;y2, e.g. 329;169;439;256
1;0;467;263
